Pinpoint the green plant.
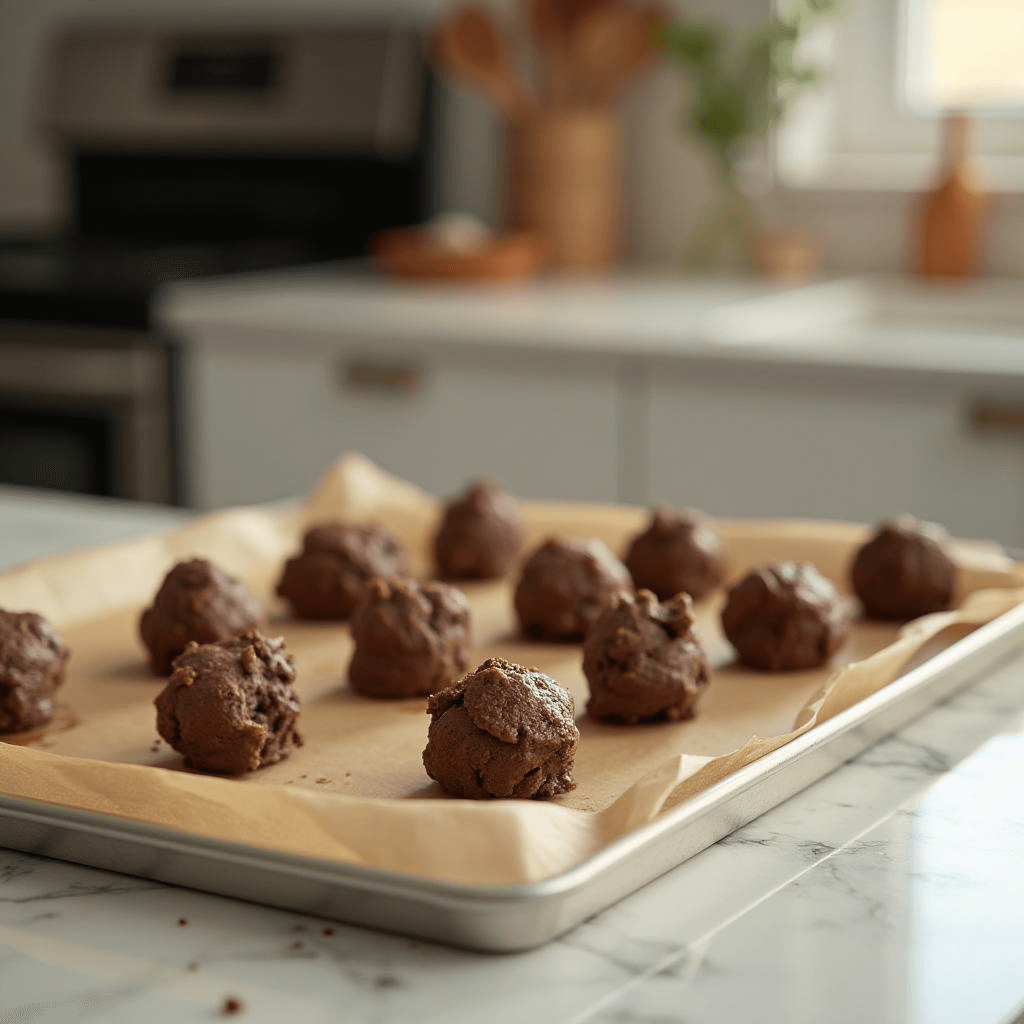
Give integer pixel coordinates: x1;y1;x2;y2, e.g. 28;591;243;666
661;0;842;177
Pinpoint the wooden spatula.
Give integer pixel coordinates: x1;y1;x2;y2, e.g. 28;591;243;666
432;6;533;117
572;3;664;105
526;0;616;105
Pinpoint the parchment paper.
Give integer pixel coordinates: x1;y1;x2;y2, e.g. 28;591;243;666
1;455;1021;885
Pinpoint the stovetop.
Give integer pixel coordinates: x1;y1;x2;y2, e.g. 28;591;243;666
0;236;318;330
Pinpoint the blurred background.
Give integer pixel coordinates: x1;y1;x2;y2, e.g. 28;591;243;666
0;0;1022;545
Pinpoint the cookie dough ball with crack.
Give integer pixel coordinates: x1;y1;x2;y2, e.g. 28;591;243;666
422;657;579;799
850;515;956;620
349;577;472;698
0;609;70;734
140;559;263;676
583;590;711;723
276;523;409;620
154;629;302;774
513;538;632;642
624;507;727;602
721;563;850;671
433;481;524;580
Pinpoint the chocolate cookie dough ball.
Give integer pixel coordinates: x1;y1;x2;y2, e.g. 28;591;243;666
583;590;711;723
514;538;632;642
0;610;69;734
422;657;579;799
624;507;727;602
433;481;524;580
850;516;956;620
721;563;850;672
154;629;301;774
140;559;263;676
276;523;409;620
349;577;472;698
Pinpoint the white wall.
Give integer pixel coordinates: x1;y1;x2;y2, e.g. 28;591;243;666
2;0;1021;274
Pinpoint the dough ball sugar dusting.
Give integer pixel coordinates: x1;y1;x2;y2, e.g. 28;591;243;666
721;562;850;672
514;537;632;642
433;480;524;580
583;590;711;723
276;522;409;620
422;657;579;799
0;609;69;734
624;506;726;602
139;558;263;676
349;577;472;698
154;629;301;774
850;515;956;620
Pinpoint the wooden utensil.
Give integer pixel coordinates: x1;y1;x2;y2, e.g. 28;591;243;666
915;113;987;279
572;3;664;105
526;0;615;105
431;6;532;116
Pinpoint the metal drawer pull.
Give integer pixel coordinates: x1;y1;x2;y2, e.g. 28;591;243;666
342;360;423;395
968;401;1024;434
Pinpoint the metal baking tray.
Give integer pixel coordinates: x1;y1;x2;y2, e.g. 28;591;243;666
3;601;1022;952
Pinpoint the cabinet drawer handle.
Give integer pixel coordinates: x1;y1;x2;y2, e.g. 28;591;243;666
341;360;423;396
968;401;1024;435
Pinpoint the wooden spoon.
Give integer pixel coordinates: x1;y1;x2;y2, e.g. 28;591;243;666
526;0;616;105
432;6;532;116
572;3;664;105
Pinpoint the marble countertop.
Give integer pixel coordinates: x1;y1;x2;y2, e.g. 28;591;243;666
156;270;1024;384
2;488;1024;1024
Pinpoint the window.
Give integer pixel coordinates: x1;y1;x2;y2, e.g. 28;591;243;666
776;0;1024;191
907;0;1024;110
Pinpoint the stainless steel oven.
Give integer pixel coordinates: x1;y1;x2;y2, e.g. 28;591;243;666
0;324;174;502
0;19;434;504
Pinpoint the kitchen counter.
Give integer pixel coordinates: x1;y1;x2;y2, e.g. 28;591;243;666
2;489;1024;1023
158;270;1024;384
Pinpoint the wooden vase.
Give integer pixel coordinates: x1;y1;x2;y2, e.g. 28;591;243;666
506;111;622;274
915;113;987;279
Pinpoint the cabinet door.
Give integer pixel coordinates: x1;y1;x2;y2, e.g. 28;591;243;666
188;346;622;509
647;372;1024;546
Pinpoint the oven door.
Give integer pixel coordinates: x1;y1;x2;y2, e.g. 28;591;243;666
0;325;176;503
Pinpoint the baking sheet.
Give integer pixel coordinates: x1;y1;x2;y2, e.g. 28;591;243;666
1;455;1021;887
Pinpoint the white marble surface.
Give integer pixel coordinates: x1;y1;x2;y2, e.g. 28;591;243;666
2;490;1024;1024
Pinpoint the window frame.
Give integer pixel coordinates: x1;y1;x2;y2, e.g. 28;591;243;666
774;0;1024;193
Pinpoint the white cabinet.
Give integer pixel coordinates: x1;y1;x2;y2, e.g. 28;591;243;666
186;343;623;510
646;367;1024;546
184;331;1024;547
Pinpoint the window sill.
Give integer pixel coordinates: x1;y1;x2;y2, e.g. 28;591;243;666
777;152;1024;195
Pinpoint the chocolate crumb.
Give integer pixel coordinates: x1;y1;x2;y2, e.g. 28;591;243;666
322;927;333;937
177;918;187;927
221;997;243;1015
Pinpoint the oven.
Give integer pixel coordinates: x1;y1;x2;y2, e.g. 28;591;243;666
0;21;434;504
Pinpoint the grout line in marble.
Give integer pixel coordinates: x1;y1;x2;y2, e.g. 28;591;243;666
566;773;955;1024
